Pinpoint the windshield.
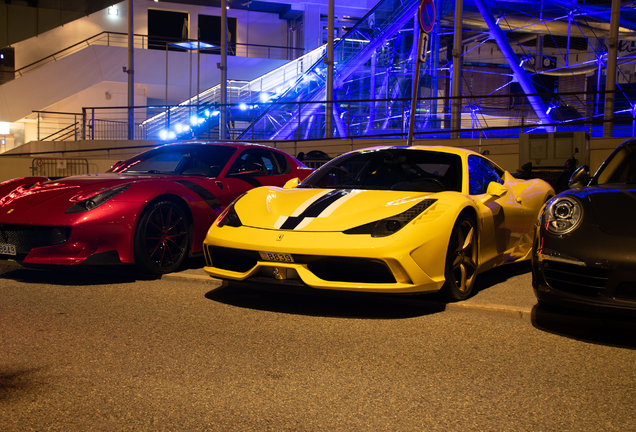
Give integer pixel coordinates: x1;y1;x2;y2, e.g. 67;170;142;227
300;148;463;192
109;145;237;177
595;141;636;185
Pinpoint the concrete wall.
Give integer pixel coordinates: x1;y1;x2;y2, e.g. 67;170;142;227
11;1;290;70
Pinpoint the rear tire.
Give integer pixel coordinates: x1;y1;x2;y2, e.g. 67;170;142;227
440;214;478;301
134;200;190;274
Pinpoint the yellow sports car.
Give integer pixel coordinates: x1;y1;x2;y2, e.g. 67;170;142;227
202;146;554;300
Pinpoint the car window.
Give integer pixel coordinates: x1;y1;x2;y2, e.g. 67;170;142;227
300;148;462;192
468;155;504;195
113;145;236;175
124;150;185;173
180;147;237;177
596;143;636;185
228;149;282;176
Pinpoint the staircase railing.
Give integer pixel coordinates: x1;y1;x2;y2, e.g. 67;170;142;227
8;32;305;80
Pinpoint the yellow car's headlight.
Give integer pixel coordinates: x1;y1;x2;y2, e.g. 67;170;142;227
216;201;242;228
344;199;437;237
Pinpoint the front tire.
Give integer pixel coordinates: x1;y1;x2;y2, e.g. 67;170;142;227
441;215;478;301
134;200;190;274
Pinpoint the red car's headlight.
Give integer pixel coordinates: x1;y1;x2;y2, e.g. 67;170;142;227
65;184;132;214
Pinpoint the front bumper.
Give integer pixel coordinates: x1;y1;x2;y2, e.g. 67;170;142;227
0;214;135;266
532;223;636;314
203;226;449;294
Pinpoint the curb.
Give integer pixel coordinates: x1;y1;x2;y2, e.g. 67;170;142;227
445;301;533;321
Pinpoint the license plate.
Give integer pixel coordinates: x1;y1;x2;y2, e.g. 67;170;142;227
0;243;16;256
259;251;294;263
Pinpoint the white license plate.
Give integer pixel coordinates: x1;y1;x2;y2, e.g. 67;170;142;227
0;243;17;256
259;251;294;263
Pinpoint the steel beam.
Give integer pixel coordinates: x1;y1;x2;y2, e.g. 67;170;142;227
472;0;553;130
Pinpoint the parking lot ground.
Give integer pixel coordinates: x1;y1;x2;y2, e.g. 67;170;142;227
3;258;636;335
164;260;636;335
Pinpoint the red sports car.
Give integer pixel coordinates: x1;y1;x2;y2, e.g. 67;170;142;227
0;142;311;274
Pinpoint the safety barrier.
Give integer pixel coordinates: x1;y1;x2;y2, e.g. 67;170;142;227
31;157;89;179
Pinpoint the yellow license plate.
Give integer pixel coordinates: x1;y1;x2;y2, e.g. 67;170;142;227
259;252;294;263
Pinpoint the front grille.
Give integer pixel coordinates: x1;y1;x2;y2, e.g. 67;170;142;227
206;246;396;284
543;261;608;297
0;224;71;256
306;257;396;283
207;246;259;272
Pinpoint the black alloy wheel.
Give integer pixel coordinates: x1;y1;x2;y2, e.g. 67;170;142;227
134;200;190;274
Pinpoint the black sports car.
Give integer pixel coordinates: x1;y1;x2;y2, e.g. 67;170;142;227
532;138;636;314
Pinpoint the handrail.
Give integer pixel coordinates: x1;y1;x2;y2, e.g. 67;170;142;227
33;110;82;116
15;31;115;76
11;31;305;79
41;122;78;141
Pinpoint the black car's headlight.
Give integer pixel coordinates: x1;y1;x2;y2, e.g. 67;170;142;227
344;199;437;237
65;184;132;214
545;196;582;235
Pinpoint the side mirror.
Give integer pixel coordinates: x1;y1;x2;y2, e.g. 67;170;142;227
486;181;507;197
283;178;300;189
568;165;590;189
480;182;507;204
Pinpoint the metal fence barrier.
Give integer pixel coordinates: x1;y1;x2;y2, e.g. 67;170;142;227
31;157;89;179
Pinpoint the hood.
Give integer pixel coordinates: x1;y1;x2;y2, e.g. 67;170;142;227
584;185;636;237
0;174;138;212
235;186;447;232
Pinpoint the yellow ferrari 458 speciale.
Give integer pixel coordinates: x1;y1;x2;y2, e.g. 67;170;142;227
202;146;554;300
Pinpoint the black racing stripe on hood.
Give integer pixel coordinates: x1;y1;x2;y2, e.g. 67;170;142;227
174;180;221;209
280;189;351;230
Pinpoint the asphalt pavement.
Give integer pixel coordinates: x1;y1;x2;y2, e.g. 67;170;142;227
163;259;636;332
164;262;537;318
3;258;636;331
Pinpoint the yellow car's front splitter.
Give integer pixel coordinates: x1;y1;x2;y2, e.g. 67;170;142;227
203;225;450;294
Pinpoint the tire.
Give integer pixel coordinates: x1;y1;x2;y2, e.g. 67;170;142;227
440;214;478;301
134;200;190;274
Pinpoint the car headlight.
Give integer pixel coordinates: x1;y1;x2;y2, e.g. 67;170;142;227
545;196;582;235
65;184;132;214
215;196;244;228
344;199;437;237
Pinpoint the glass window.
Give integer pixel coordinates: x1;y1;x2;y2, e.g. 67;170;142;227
301;148;462;192
596;142;636;185
228;149;282;176
112;145;236;175
468;155;503;195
